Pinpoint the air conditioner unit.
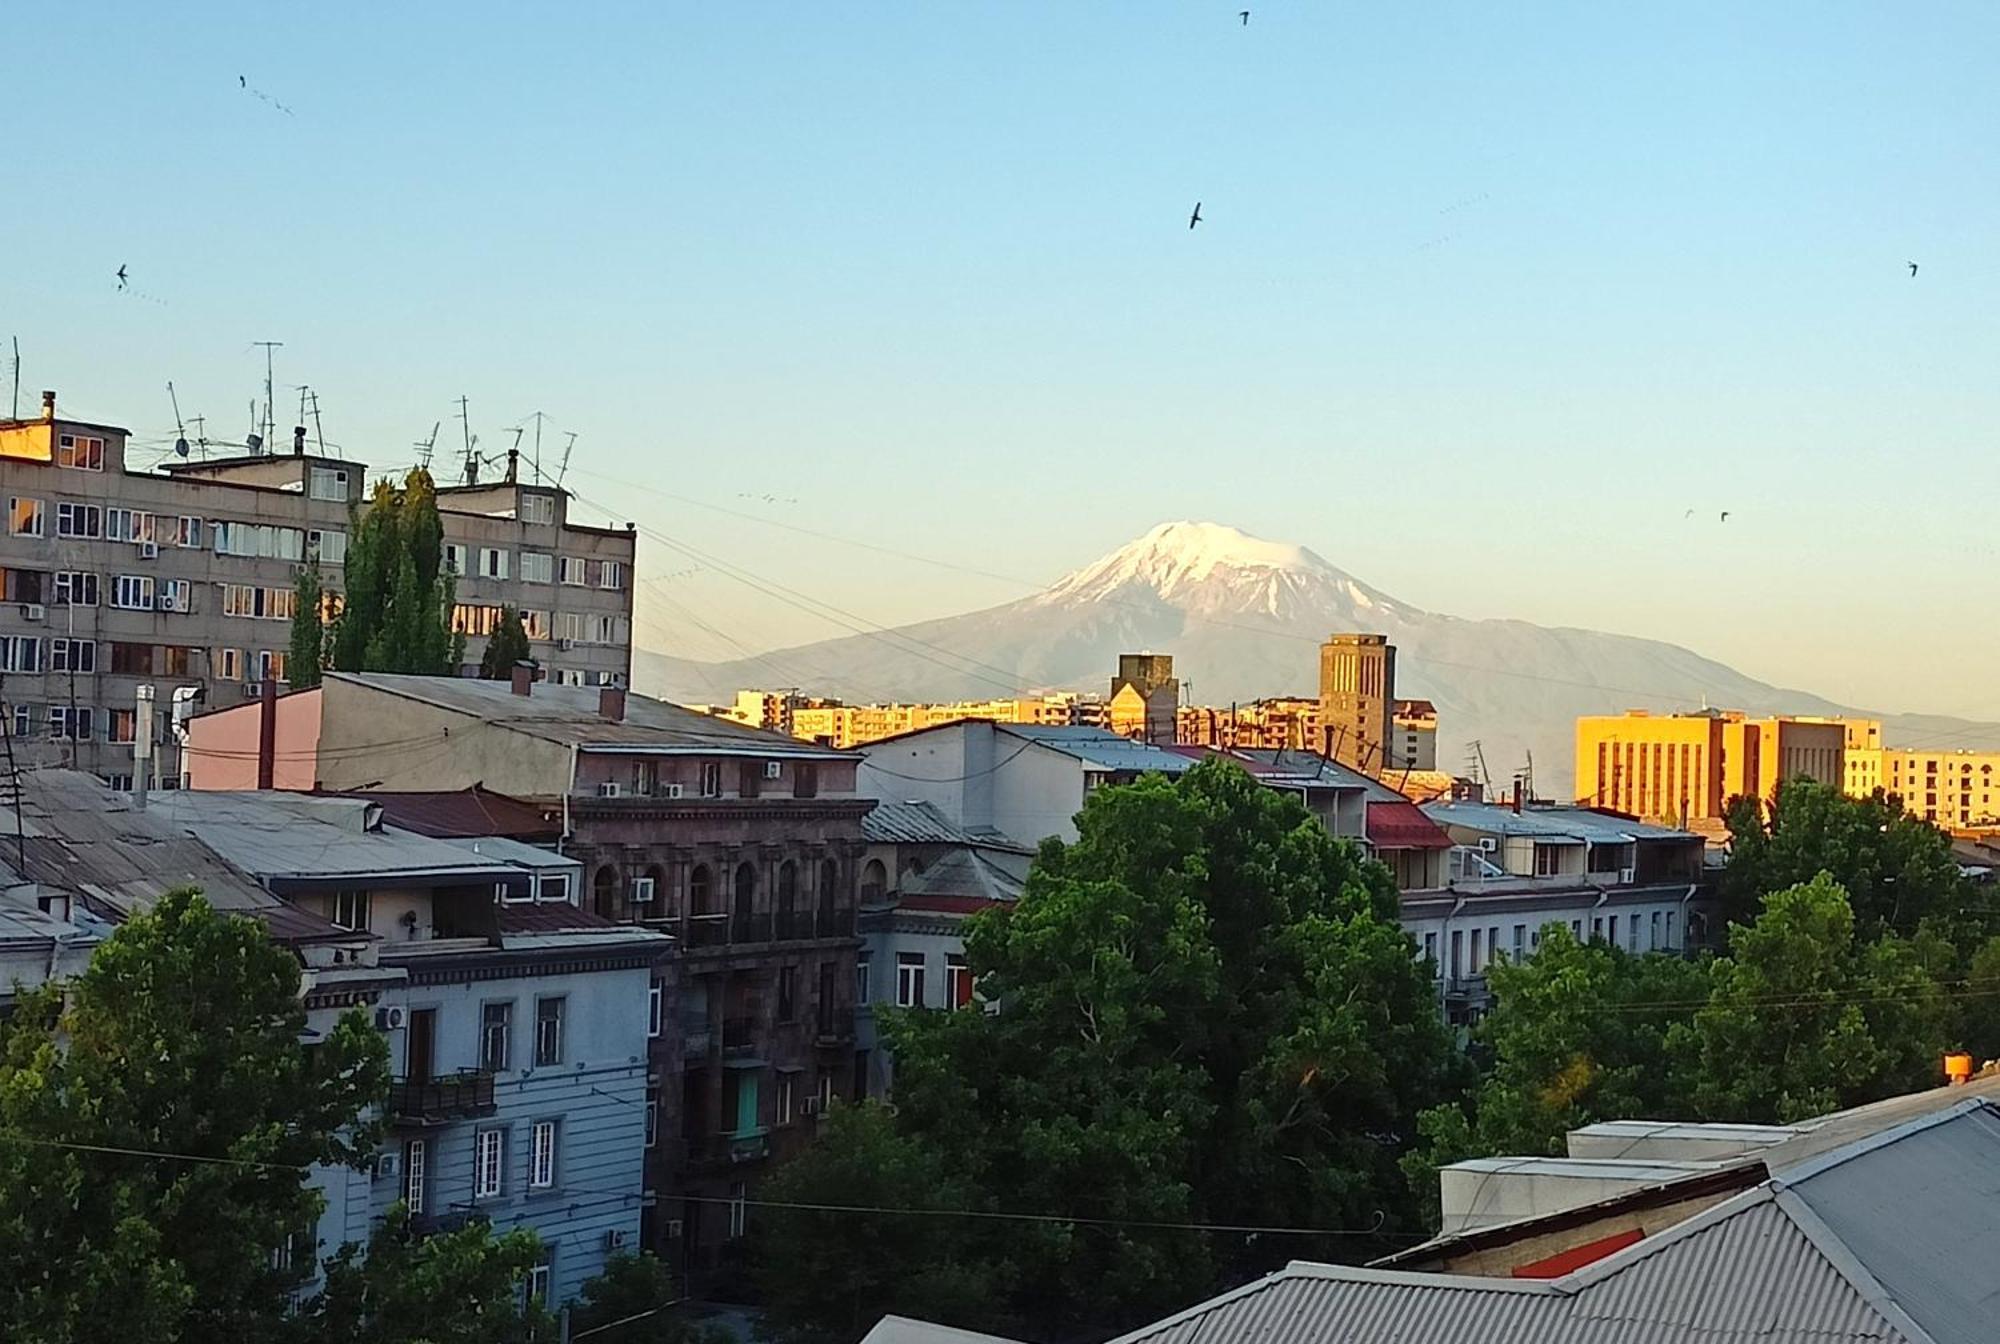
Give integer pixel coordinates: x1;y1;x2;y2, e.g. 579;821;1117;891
1619;867;1636;884
665;1219;685;1240
138;541;159;560
763;761;782;780
243;681;263;698
1478;837;1499;852
19;604;44;622
558;638;576;652
375;1004;407;1031
375;1151;401;1180
597;781;622;798
603;1228;628;1251
663;783;685;799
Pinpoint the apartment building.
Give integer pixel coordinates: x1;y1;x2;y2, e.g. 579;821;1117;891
1393;698;1439;770
1574;709;1845;826
704;689;1106;749
1176;696;1324;751
0;393;632;787
1319;632;1396;774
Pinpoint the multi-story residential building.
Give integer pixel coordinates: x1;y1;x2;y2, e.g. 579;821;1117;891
1392;698;1438;770
1319;632;1396;774
1106;652;1178;745
1176;696;1324;751
0;393;633;788
1574;709;1845;826
1867;746;2000;829
699;689;1108;750
189;670;872;1270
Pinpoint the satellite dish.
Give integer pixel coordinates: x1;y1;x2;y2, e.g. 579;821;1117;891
173;436;190;458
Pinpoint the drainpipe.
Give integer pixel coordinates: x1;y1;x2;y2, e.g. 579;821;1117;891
1677;882;1698;953
559;742;578;855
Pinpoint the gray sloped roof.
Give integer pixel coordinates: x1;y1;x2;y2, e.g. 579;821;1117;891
903;849;1027;905
860;1316;1027;1344
997;725;1197;774
863;800;981;846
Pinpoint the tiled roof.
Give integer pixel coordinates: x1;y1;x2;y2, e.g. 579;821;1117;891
345;787;557;840
1367;800;1453;850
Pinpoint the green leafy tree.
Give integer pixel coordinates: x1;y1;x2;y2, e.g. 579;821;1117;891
1669;873;1955;1122
1402;927;1708;1218
845;759;1464;1338
478;608;532;681
294;1205;546;1344
567;1251;732;1344
0;889;390;1344
1722;781;1968;937
1960;935;2000;1066
755;1103;1012;1344
330;468;464;675
290;561;327;689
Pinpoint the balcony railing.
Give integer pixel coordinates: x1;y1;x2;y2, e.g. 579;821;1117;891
388;1070;497;1124
731;911;773;944
684;913;730;948
689;1129;771;1167
816;907;856;939
722;1015;759;1058
677;907;855;952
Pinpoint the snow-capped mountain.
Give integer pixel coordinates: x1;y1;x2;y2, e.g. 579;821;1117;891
635;520;1991;796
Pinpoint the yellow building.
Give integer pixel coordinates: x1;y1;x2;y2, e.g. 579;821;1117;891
1575;710;1846;826
1319;633;1396;774
1866;747;2000;828
699;689;1107;749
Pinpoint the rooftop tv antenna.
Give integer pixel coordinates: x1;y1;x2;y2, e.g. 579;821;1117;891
245;398;263;453
455;395;479;485
555;431;578;488
166;381;189;458
252;340;283;453
9;337;18;420
524;410;549;483
415;420;440;471
307;388;325;453
1465;739;1489;789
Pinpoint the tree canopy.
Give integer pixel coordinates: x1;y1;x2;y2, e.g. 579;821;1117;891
478;608;531;681
289;561;327;689
0;889;389;1343
294;1206;546;1344
330;468;464;676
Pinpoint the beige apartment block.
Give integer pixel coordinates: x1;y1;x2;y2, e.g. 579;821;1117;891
0;392;632;786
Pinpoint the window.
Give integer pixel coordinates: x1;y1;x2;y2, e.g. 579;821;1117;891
534;997;564;1067
257;649;287;683
110;575;154;611
520;551;554;584
778;1073;796;1126
521;493;556;525
527;1256;552;1306
481;1002;512;1072
1650;910;1662;950
307;529;347;565
855;953;871;1006
1511;925;1526;960
309;466;348;501
1422;931;1438;964
631;758;659;795
522;609;551;640
816;1072;833;1113
221;584;294;620
57;433;104;470
105;508;151;543
441;543;467;575
739;759;762;799
1533;843;1563;877
896;952;925;1008
219;647;244;681
175;516;202;548
10;705;29;739
48;706;92;741
690;864;714;915
727;1182;747;1240
56;502;101;539
1607;915;1619;947
631;874;657;906
8;497;42;537
49;638;90;673
530;1119;557;1189
1469;927;1482;969
538;873;571;905
0;636;39;673
778;966;798;1022
474;1128;505;1199
559;556;588;586
698;762;722;797
404;1139;427;1215
452;603;507;636
1627;916;1640;952
479;547;510;580
108;709;136;743
644;1099;659;1148
599;560;623;590
158;578;191;613
52;571;96;606
647;983;664;1038
946;954;973;1009
795;762;818;799
332;890;370;932
1665;909;1677;949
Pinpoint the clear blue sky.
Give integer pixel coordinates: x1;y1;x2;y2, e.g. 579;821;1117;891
8;3;1999;715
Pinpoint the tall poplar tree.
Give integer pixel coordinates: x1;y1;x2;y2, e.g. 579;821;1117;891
329;469;464;676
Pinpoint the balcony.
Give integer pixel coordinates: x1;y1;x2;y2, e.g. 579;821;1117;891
681;1022;715;1059
388;1070;497;1125
731;911;773;945
685;913;730;949
816;908;856;939
721;1016;760;1059
690;1129;771;1168
814;1018;855;1048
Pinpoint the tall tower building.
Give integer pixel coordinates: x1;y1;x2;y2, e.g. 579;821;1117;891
1108;653;1179;745
1318;633;1395;774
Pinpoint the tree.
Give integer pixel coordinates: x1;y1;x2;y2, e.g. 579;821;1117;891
755;1103;1012;1344
1722;781;1968;938
845;760;1463;1338
0;889;390;1344
1402;927;1709;1218
293;1205;546;1344
568;1251;733;1344
290;561;327;689
478;608;531;681
330;468;464;676
1669;874;1955;1122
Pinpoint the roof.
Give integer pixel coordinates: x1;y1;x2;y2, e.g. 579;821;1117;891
1106;1101;2000;1344
860;1316;1027;1344
901;849;1028;906
1231;748;1387;796
1395;699;1439;718
0;896;104;953
863;800;978;846
326;672;851;757
337;788;557;841
1423;801;1699;845
997;724;1196;774
1367;800;1454;850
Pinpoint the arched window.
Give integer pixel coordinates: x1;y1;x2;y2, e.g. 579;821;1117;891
592;864;619;920
689;864;713;916
646;864;669;917
777;861;798;938
734;863;758;940
861;858;887;902
819;858;841;935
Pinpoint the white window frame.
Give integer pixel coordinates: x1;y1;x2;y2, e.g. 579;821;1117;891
945;955;972;1010
530;1119;557;1190
519;550;553;584
631;875;657;905
176;516;202;548
307;529;348;565
441;543;467;575
50;638;90;674
111;575;154;611
599;560;623;590
855;954;870;1006
777;1073;795;1126
7;497;42;537
53;571;96;607
57;432;104;471
404;1138;427;1214
644;1100;658;1149
698;762;722;798
727;1182;747;1240
0;636;40;674
473;1128;505;1200
647;984;663;1038
332;889;370;932
219;647;244;681
158;579;191;614
527;1259;552;1306
479;547;510;580
896;952;925;1009
309;466;348;502
558;556;587;586
520;493;556;525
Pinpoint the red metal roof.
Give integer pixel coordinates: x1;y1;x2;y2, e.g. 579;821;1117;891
1367;799;1454;850
497;901;622;933
339;787;559;841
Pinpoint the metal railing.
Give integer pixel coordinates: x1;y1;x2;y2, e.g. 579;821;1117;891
387;1070;497;1123
721;1016;759;1057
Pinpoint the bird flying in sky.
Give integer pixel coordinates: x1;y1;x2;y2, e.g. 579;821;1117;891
1720;511;1730;522
1188;201;1203;230
1240;10;1250;23
1909;262;1919;277
115;265;127;290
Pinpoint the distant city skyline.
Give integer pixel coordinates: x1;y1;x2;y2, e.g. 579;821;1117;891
6;5;1999;717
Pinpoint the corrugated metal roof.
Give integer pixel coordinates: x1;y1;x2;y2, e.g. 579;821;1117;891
145;791;528;885
999;725;1196;774
862;800;979;846
1423;802;1699;845
1367;800;1454;850
860;1315;1027;1344
345;788;558;840
329;672;850;757
903;849;1026;905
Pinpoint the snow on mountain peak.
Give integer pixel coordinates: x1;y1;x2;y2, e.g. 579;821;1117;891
1043;520;1351;604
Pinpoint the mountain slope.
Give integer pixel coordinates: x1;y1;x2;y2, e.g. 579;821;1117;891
636;521;1988;795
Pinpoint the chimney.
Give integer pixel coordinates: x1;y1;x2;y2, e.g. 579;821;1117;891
506;447;519;483
510;663;534;697
40;390;54;423
1511;779;1522;814
293;424;307;455
598;686;627;723
257;676;278;790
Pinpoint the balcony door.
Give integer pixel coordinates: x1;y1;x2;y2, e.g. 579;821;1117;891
407;1008;437;1083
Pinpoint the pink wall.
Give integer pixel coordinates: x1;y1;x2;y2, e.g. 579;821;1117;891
185;687;323;791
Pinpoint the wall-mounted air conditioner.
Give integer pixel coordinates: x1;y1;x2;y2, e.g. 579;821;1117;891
375;1152;401;1180
375;1005;407;1031
1478;836;1498;852
20;604;44;622
763;761;782;780
597;781;622;798
138;541;159;560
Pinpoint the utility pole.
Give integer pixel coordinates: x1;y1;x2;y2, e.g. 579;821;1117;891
9;337;18;420
253;341;283;453
456;395;477;485
133;685;155;810
308;389;326;453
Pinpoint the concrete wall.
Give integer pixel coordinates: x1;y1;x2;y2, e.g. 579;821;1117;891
185;687;322;790
990;744;1087;844
857;723;987;829
314;679;574;795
